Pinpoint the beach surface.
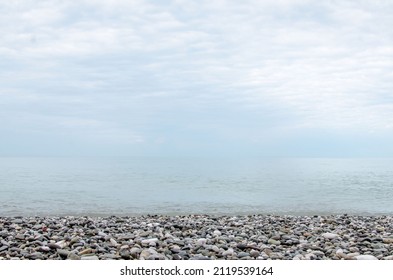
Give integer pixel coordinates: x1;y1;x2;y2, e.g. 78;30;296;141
1;215;392;260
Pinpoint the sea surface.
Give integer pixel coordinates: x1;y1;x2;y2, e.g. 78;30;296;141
0;157;392;216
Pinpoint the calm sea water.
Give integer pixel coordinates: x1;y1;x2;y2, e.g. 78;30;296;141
0;157;392;216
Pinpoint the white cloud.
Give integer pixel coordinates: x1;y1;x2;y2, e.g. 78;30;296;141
1;0;393;156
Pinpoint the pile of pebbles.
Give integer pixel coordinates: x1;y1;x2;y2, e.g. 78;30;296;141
0;215;392;260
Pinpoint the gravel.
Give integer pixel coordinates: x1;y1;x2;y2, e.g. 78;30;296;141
0;214;392;260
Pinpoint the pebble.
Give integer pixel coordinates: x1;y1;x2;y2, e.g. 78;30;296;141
322;233;339;239
0;215;391;260
141;238;158;245
79;248;93;255
81;255;99;260
268;239;281;245
67;252;81;260
250;249;260;258
355;255;378;260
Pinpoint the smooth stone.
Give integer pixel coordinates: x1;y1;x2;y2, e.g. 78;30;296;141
140;249;152;259
382;238;393;244
119;248;131;259
141;238;158;245
118;234;135;240
211;245;220;253
15;234;25;240
238;252;250;258
110;238;118;247
336;249;347;258
81;255;99;260
101;254;119;260
79;248;93;255
347;252;360;257
67;252;81;260
196;238;207;246
250;250;260;258
0;246;8;252
28;252;44;260
130;247;141;257
268;239;281;245
55;240;68;249
57;249;71;259
190;255;211;260
70;237;80;245
222;248;234;257
147;254;165;260
48;243;61;249
39;246;51;252
355;255;378;260
170;245;181;253
322;233;339;239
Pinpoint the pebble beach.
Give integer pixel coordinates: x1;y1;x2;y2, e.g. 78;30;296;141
1;215;392;260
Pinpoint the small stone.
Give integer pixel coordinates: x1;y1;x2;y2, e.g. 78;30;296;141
190;255;211;260
211;245;220;253
39;246;51;252
81;255;99;260
170;245;181;253
382;238;393;244
101;254;118;260
250;250;260;258
141;238;158;245
79;248;93;255
222;248;234;257
15;234;25;240
55;240;68;249
336;249;347;259
57;249;71;259
347;252;360;258
140;249;152;259
130;247;141;258
355;255;378;260
322;233;339;239
238;252;250;258
48;243;61;250
196;238;207;246
268;239;281;245
67;252;81;260
0;246;8;252
28;252;44;260
119;248;131;259
70;237;80;245
110;238;118;247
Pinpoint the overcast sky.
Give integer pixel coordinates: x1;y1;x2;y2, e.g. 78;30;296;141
1;0;393;157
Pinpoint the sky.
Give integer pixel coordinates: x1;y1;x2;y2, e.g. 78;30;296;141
1;0;393;157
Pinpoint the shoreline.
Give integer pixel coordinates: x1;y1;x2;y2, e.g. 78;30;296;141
1;214;392;260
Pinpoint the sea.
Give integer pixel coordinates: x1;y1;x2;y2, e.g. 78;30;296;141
0;157;392;216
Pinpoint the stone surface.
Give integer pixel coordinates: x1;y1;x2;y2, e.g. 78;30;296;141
355;255;378;260
0;215;392;260
322;233;339;239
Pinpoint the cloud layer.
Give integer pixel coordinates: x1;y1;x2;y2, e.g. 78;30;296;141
1;0;393;156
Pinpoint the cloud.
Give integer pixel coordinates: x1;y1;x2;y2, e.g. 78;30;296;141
1;0;393;156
